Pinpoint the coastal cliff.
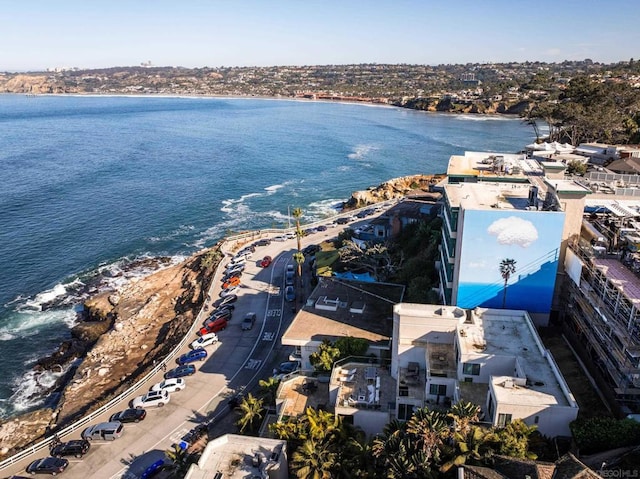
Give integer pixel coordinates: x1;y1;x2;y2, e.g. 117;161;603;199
343;174;445;209
0;246;221;456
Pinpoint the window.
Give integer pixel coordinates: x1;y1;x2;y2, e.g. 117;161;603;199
397;403;413;421
429;384;447;395
497;413;512;427
464;377;473;383
534;415;539;424
462;363;480;376
399;385;409;397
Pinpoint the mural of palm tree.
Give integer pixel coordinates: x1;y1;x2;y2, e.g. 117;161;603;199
499;258;517;309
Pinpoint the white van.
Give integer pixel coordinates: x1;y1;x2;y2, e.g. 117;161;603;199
81;421;124;441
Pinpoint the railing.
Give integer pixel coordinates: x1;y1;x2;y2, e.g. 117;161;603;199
0;242;226;472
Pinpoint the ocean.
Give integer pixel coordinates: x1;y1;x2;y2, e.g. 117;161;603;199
0;94;534;418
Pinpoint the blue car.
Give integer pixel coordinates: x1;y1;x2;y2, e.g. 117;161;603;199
141;459;170;479
164;364;196;379
177;349;208;365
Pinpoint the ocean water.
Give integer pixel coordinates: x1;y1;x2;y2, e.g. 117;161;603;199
0;94;534;418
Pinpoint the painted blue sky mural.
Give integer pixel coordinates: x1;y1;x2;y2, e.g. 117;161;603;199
456;209;565;313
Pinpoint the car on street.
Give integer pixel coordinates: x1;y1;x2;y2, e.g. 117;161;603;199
225;264;245;276
81;422;124;441
50;439;91;458
204;308;232;324
260;255;272;268
241;312;257;331
334;217;350;225
219;285;239;298
216;294;238;307
272;235;287;242
272;360;301;380
199;317;228;336
151;378;186;393
164;364;196;379
26;457;69;475
285;270;295;286
316;225;328;232
190;332;219;349
222;276;240;289
285;231;296;239
303;244;320;255
109;408;147;423
132;389;170;409
254;238;271;246
285;286;295;302
178;348;208;364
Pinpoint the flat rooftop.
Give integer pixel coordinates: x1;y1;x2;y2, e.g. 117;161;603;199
186;434;286;479
458;308;573;407
281;277;405;346
446;151;532;180
444;182;535;211
333;361;395;412
276;375;330;418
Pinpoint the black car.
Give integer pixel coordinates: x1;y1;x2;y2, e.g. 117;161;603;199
50;439;91;458
316;225;328;232
26;456;69;475
334;217;350;225
254;238;271;246
110;408;147;423
164;364;197;379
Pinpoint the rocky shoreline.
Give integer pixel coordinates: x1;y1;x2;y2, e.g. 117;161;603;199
0;245;222;457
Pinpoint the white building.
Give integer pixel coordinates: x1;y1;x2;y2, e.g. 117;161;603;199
392;304;579;437
185;434;287;479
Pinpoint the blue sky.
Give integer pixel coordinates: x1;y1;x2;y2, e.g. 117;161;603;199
2;0;638;71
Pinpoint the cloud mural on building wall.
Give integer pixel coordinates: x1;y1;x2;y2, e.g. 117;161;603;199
487;216;538;247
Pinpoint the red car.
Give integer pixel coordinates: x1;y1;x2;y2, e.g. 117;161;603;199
260;255;272;268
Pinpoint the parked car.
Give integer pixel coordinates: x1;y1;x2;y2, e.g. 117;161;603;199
285;286;295;302
221;270;242;283
285;270;295;286
50;439;91;458
164;364;196;379
334;217;350;225
219;285;239;298
285;231;297;239
316;225;328;232
273;360;301;380
81;421;124;441
151;378;186;393
260;255;272;268
26;457;69;475
272;235;287;242
132;389;170;409
225;264;245;277
178;348;208;365
303;244;320;255
109;408;147;423
190;332;219;349
199;317;228;336
204;309;232;325
254;238;271;246
216;294;238;307
222;276;241;289
140;459;171;479
241;312;257;331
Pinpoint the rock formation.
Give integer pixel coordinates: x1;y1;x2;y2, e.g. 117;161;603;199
343;174;445;209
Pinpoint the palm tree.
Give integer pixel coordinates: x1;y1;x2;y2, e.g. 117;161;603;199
440;426;494;473
448;401;480;436
165;444;197;477
293;251;305;278
499;258;517;308
235;393;264;433
291;439;337;479
405;407;449;465
292;207;304;252
258;376;280;407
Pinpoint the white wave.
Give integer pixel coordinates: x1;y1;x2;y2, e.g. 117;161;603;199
20;283;68;311
0;309;78;337
220;192;263;215
305;198;345;219
337;165;351;172
454;114;514;122
264;182;291;194
348;144;378;160
9;366;68;413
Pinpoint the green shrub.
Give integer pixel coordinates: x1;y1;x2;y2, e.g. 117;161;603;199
570;417;640;454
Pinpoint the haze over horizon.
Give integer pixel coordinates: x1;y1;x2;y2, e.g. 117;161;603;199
2;0;639;72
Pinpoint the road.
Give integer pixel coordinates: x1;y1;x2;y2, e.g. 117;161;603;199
4;223;345;479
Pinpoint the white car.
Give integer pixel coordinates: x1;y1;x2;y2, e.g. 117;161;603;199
151;378;185;394
220;285;239;297
190;333;219;349
225;263;245;276
228;256;246;267
272;235;287;242
132;389;170;408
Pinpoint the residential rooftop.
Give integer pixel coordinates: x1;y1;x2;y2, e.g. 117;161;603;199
458;308;576;408
185;434;286;479
281;277;405;347
444;181;536;211
446;151;533;181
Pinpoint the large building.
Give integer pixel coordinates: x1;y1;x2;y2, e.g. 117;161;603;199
391;304;579;437
438;151;591;326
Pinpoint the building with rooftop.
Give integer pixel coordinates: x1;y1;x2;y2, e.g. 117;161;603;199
439;151;591;325
392;304;579;437
185;434;287;479
280;277;405;370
